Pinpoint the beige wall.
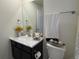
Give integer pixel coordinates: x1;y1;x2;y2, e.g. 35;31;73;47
0;0;20;59
77;16;79;32
44;0;77;14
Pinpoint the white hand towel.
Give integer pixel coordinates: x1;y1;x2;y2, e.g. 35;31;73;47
45;13;60;38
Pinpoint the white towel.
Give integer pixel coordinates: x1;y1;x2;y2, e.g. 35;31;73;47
35;51;41;59
45;13;60;38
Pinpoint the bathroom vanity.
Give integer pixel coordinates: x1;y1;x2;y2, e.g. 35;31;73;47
10;36;43;59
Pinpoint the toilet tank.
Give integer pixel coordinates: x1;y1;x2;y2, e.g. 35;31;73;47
47;43;65;59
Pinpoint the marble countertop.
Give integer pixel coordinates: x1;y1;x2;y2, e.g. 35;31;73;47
9;36;43;48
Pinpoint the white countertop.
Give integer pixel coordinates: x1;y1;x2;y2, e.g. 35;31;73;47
9;36;43;48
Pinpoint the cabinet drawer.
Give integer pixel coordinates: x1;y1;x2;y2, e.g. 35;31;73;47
11;40;32;53
33;41;43;52
11;40;23;49
16;42;23;49
22;45;32;53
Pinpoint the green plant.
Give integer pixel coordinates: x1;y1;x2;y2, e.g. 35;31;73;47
26;25;32;31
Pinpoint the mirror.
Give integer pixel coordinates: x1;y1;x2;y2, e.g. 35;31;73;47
21;0;43;33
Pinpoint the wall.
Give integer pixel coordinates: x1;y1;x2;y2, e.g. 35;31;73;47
75;0;79;55
73;0;79;59
75;16;79;59
76;0;79;14
44;0;77;14
59;13;77;59
44;0;77;59
0;0;21;59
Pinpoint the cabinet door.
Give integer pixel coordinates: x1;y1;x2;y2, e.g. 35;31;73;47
13;47;22;59
33;41;43;59
22;51;31;59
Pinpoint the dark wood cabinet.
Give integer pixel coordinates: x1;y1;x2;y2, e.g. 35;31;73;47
10;39;43;59
22;51;31;59
13;47;22;59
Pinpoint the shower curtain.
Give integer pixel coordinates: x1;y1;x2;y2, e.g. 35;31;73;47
44;13;60;39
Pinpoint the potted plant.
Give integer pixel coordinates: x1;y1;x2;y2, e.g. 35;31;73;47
15;26;23;37
26;25;32;36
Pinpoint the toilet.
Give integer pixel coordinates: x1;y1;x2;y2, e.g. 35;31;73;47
47;43;65;59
